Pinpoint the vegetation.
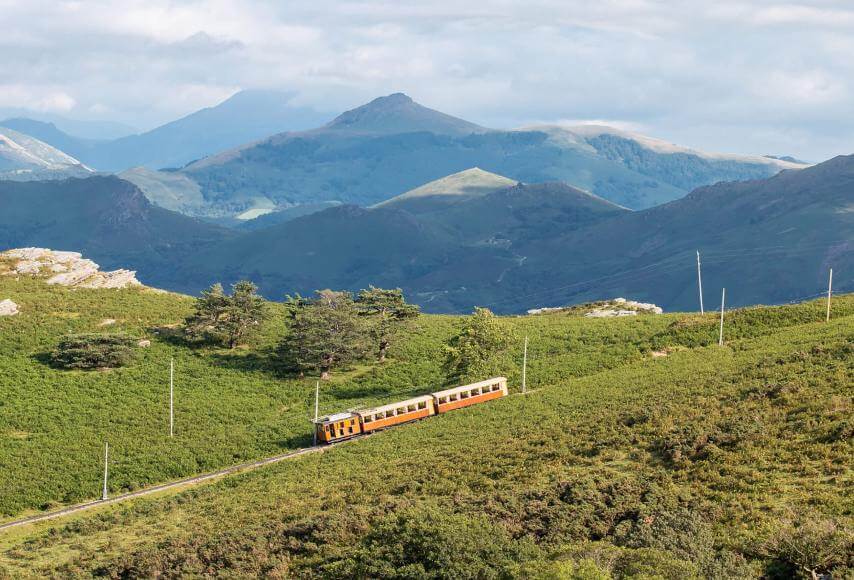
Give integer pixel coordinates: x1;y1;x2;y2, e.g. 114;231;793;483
443;307;515;384
356;286;420;362
50;333;138;369
279;290;368;379
184;280;267;348
0;269;851;578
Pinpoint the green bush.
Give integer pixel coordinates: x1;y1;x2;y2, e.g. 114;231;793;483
50;333;138;369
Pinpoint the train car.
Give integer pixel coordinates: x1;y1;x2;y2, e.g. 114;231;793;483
432;377;508;414
357;395;436;434
314;377;507;444
315;411;363;444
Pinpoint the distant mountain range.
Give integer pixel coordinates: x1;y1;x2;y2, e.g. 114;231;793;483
0;90;332;172
1;157;848;313
3;92;805;219
0;126;92;181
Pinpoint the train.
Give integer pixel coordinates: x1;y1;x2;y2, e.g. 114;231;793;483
314;377;508;443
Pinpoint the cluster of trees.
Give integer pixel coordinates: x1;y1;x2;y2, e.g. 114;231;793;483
48;280;515;383
184;282;422;379
280;287;420;379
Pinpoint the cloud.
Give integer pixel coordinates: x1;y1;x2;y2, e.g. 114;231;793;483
0;0;851;160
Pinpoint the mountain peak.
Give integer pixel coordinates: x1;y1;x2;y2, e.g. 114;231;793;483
325;93;486;136
375;167;517;209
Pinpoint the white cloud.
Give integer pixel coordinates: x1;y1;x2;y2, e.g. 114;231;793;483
0;0;851;159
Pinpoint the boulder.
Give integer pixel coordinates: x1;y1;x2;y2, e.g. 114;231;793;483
137;339;151;348
0;299;19;316
0;249;143;289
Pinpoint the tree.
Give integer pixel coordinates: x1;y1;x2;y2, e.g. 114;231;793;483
222;281;267;348
280;290;366;379
51;333;137;369
184;281;266;348
443;307;515;384
356;286;420;362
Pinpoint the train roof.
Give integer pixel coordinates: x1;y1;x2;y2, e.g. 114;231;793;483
356;394;434;416
432;377;507;398
315;411;356;424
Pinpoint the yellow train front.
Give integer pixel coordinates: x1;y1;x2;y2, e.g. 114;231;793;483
314;377;508;444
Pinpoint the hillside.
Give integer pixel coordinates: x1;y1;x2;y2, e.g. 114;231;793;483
171;181;626;301
0;127;92;181
4;157;848;314
178;93;802;216
374;167;519;212
0;271;850;577
0;176;231;280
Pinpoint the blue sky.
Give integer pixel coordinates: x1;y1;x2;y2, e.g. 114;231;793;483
1;0;852;160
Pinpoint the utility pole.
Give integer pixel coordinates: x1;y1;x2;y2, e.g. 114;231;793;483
718;288;726;346
826;268;833;323
696;251;704;315
522;336;528;394
169;358;174;437
102;442;109;501
313;380;320;446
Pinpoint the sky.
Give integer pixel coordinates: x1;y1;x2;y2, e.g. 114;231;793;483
1;0;853;160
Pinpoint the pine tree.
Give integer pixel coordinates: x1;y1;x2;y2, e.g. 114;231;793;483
280;290;366;379
356;286;420;362
443;307;515;384
184;281;266;348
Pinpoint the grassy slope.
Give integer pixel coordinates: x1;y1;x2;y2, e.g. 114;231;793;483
0;274;851;576
0;272;684;519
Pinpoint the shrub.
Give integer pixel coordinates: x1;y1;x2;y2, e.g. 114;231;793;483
50;333;137;369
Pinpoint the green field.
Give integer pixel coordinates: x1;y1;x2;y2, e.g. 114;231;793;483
0;272;851;577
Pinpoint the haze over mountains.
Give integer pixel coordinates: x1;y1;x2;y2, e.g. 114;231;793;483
0;90;332;173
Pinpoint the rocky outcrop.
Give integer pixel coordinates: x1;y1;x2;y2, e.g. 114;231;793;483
0;299;19;316
585;298;663;318
527;297;663;317
0;248;143;289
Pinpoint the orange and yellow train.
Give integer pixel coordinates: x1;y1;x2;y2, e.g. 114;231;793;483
314;377;508;443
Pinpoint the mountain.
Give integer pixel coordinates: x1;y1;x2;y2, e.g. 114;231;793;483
0;108;136;139
0;127;93;180
321;92;487;136
3;157;848;313
374;167;518;212
0;175;231;282
179;93;804;216
180;156;850;312
2;91;334;173
117;167;208;216
172;180;629;301
0;118;100;162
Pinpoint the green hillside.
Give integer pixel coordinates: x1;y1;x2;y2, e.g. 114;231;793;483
0;270;850;577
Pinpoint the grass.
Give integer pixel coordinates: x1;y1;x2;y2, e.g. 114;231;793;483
0;272;851;577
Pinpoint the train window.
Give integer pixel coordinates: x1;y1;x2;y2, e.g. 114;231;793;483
348;427;353;434
398;407;406;415
471;389;479;396
438;397;447;404
450;394;458;401
460;391;469;399
418;401;426;410
363;416;372;423
407;404;416;412
492;384;500;391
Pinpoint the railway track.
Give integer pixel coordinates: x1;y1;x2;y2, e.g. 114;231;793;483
0;436;367;533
